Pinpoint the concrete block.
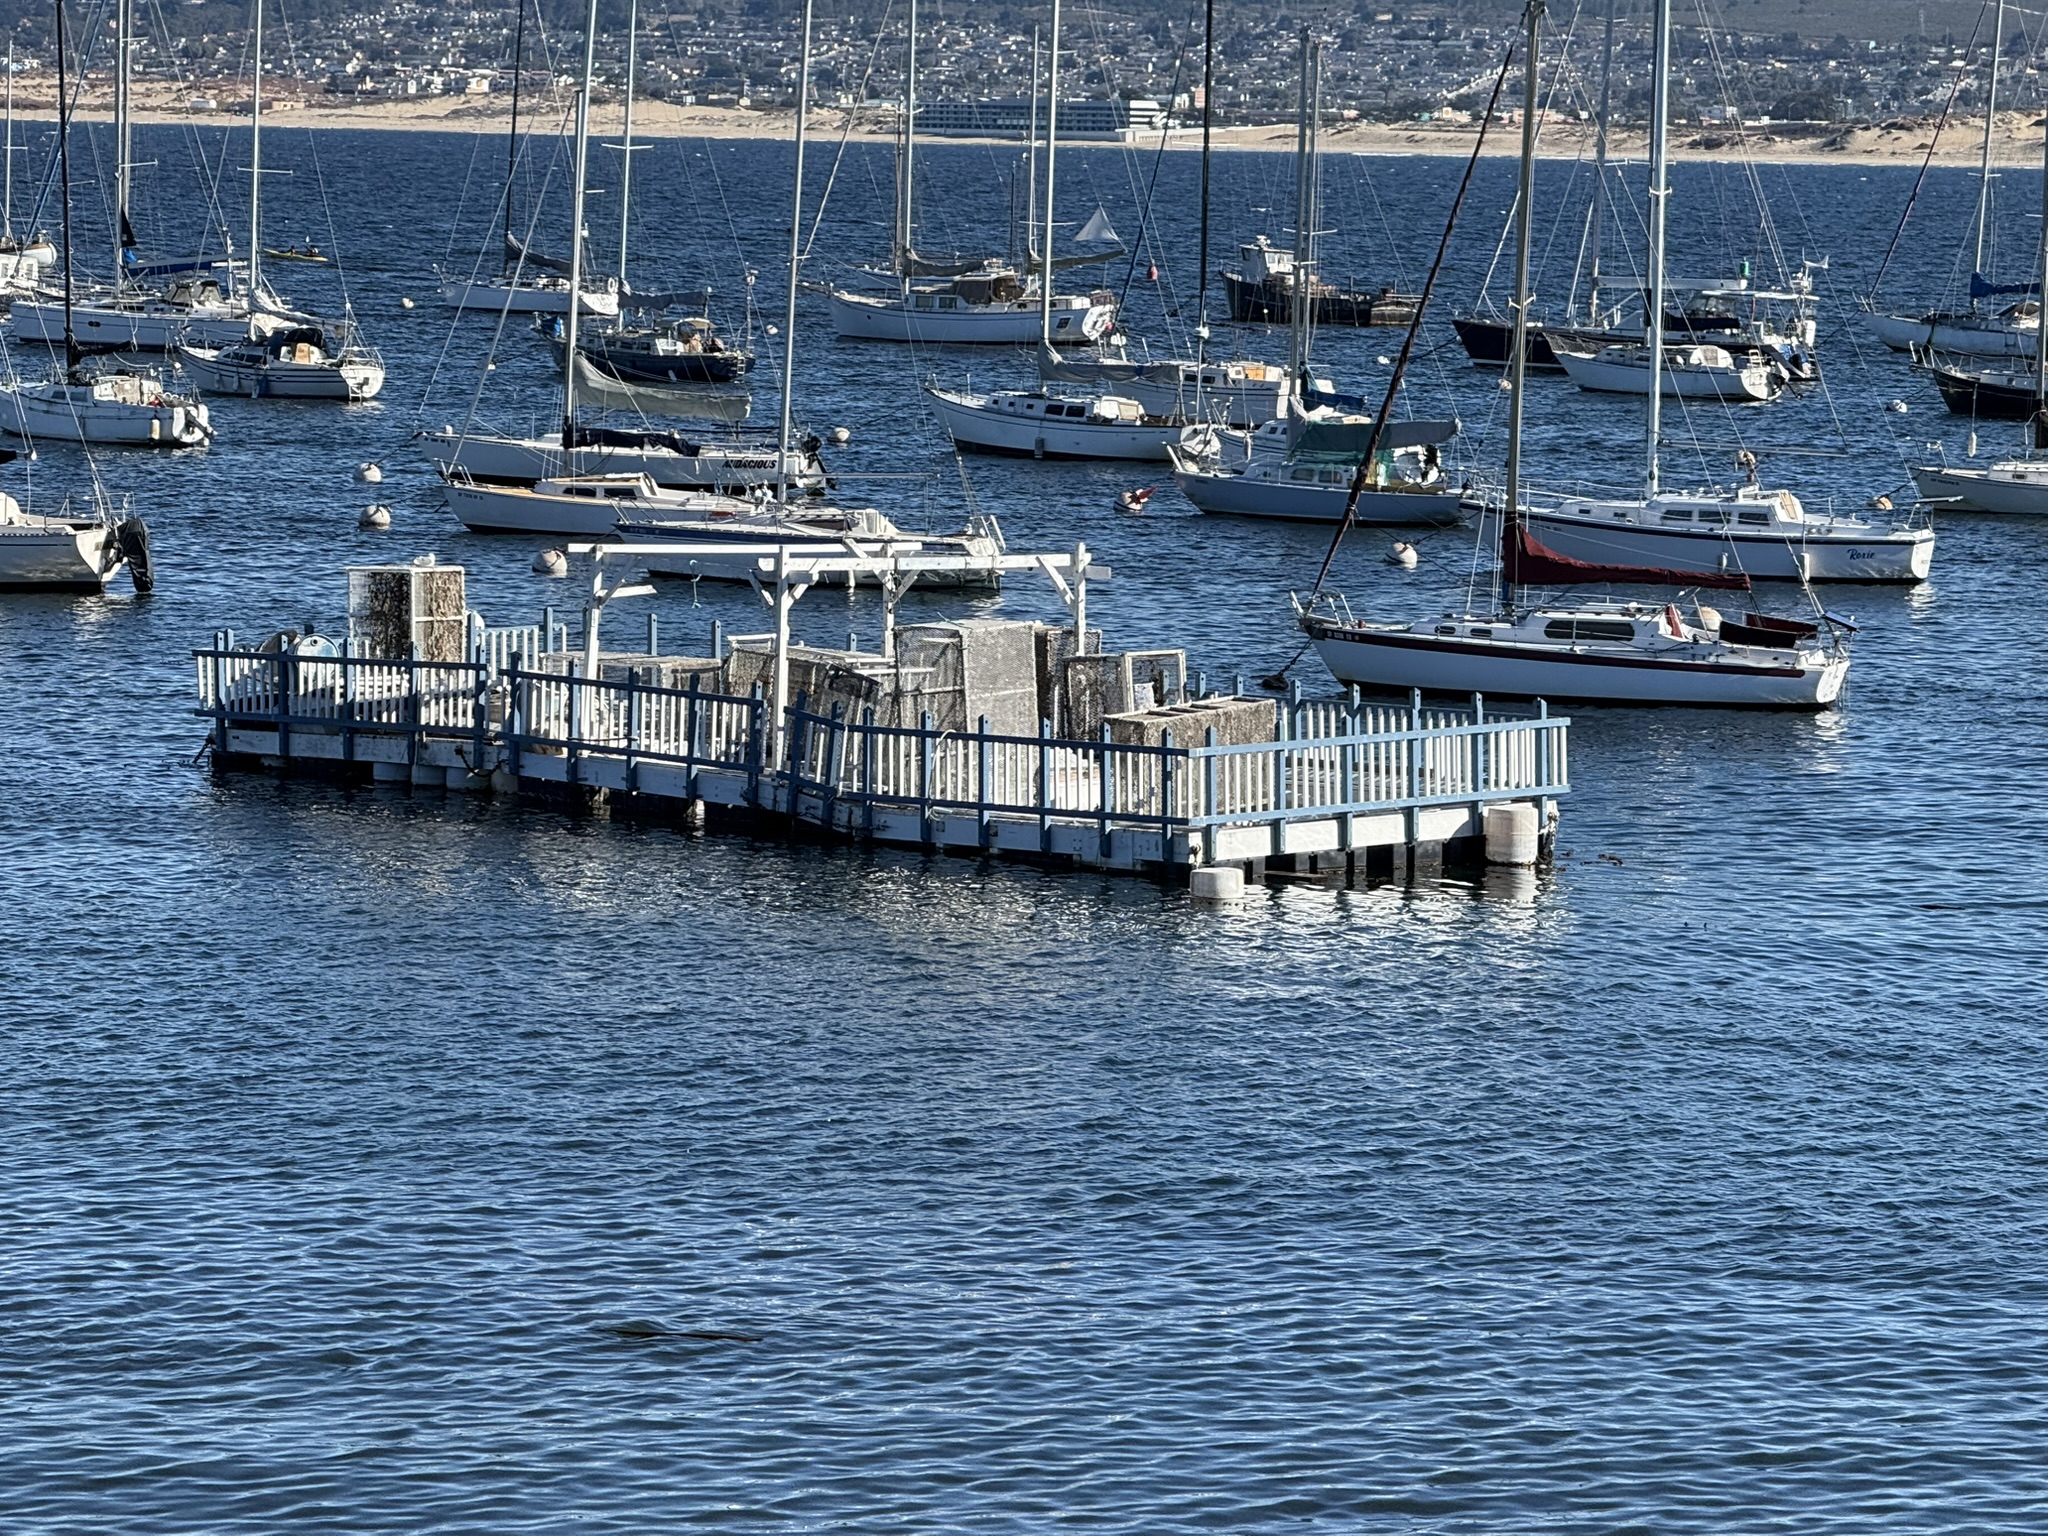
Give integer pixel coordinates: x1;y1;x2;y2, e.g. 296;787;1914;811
1107;695;1277;750
1191;865;1245;903
1484;802;1541;866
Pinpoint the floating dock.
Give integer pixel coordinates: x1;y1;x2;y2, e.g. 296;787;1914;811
192;556;1570;885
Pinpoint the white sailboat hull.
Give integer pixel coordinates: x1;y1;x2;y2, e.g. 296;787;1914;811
421;429;818;493
0;518;115;588
0;381;210;446
442;481;635;537
1553;346;1778;400
1306;622;1847;708
438;277;619;318
179;346;384;400
1113;372;1290;428
1910;460;2048;514
9;297;257;350
1863;309;2037;357
1170;463;1464;525
1523;505;1934;582
925;387;1180;461
829;289;1113;344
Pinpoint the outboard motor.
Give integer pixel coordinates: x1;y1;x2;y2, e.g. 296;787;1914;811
115;517;153;594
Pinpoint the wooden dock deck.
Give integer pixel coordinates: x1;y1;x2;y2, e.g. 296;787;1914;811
194;631;1570;884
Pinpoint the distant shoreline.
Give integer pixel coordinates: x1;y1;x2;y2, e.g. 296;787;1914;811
10;86;2041;170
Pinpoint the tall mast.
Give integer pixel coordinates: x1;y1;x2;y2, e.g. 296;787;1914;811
778;0;813;505
1504;1;1543;613
5;42;15;243
1037;0;1061;345
1585;0;1614;325
504;0;525;271
55;0;74;373
897;0;917;275
1303;37;1322;384
2033;90;2048;448
1195;0;1214;362
559;0;600;449
114;0;131;288
1974;0;2004;302
616;0;638;288
247;0;263;301
1287;28;1311;394
1644;0;1671;497
1025;26;1039;276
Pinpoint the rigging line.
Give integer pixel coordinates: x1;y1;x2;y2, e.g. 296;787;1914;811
800;0;895;262
1309;32;1517;596
1116;29;1191;318
1870;0;1991;301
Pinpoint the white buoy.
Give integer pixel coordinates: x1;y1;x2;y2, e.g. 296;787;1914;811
1190;866;1246;904
828;426;851;445
1483;803;1541;867
400;296;415;310
1888;398;1909;414
1376;354;1392;366
358;503;391;530
355;461;382;484
766;324;780;336
1869;493;1893;511
533;547;569;578
1388;540;1419;568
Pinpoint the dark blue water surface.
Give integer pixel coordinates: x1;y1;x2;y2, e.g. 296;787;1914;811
4;120;2047;1532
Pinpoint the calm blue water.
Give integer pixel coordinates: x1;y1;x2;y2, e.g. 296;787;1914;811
3;123;2046;1531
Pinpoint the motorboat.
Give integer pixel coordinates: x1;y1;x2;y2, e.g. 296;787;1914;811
1521;484;1933;582
926;385;1185;460
1221;236;1418;327
620;503;1008;590
0;365;211;447
1553;341;1781;401
180;322;385;400
1038;345;1290;427
1863;299;2040;359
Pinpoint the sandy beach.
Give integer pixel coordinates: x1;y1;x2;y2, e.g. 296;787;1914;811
14;75;2045;170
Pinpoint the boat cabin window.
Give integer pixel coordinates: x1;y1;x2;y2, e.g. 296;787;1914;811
1661;509;1692;522
1738;511;1768;525
1435;625;1459;636
1055;317;1073;330
1469;628;1493;639
1320;471;1346;485
1291;468;1317;482
938;297;959;311
1544;618;1636;643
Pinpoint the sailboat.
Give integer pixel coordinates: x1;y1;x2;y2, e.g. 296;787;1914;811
0;44;57;300
923;3;1187;462
1298;0;1851;708
437;0;620;319
10;0;275;352
828;0;1117;345
1864;0;2039;358
1168;33;1465;526
0;1;210;449
0;466;152;593
1908;67;2048;513
1030;1;1291;429
617;0;1000;585
179;1;384;402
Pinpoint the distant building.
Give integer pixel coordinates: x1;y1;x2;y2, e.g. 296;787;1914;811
915;96;1170;142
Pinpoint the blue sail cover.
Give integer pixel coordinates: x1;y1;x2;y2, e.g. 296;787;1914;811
1970;271;2040;299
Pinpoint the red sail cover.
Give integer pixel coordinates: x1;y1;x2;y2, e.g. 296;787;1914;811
1503;522;1751;590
